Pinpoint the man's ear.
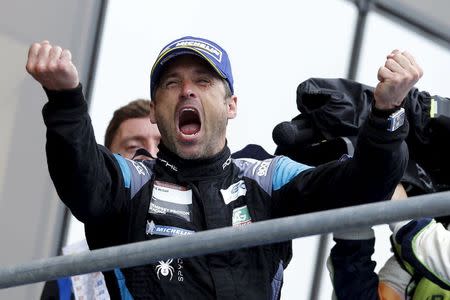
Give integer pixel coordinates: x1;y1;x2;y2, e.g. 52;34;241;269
149;101;157;124
227;95;237;120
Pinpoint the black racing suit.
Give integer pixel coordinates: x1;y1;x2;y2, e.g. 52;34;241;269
42;85;408;299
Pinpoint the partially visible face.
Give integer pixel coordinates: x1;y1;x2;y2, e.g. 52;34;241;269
109;117;161;159
150;55;237;160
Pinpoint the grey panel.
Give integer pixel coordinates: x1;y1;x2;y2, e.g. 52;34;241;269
375;0;450;46
395;0;450;30
346;0;450;47
0;1;102;299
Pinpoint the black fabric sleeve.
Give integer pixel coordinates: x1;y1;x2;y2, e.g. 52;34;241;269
329;238;379;300
42;85;127;222
273;111;409;215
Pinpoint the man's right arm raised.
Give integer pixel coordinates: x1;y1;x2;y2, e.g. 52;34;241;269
26;41;127;222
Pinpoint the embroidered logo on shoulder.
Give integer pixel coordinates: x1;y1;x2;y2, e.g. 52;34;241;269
256;159;271;176
146;220;194;237
130;160;149;176
220;180;247;205
235;158;272;177
232;205;252;226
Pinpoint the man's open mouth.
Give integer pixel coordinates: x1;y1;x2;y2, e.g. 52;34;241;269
178;108;201;135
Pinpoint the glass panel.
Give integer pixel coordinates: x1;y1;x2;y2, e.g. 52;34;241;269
358;12;450;97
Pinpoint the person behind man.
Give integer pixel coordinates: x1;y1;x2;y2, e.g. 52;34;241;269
27;36;418;299
105;99;160;159
328;184;450;299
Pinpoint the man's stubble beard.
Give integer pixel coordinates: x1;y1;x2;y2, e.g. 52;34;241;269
161;121;227;160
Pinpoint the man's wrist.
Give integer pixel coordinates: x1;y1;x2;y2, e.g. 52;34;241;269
373;96;406;112
371;103;401;118
369;102;406;132
374;102;401;110
44;83;85;108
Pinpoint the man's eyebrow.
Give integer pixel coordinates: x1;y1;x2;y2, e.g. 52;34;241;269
160;70;179;79
158;74;175;84
194;67;213;75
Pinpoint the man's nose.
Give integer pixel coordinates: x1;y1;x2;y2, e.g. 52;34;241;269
180;81;197;99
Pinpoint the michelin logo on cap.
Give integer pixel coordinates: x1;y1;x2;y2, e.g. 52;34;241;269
162;39;223;63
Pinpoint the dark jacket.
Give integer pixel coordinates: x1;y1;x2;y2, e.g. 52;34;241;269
42;85;408;299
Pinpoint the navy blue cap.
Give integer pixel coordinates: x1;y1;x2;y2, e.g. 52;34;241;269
150;36;234;99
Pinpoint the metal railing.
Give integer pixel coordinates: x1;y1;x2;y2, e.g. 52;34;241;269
1;191;450;289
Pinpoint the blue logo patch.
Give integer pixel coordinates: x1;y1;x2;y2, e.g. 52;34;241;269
146;221;194;237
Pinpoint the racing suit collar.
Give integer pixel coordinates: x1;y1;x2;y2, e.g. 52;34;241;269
156;142;232;179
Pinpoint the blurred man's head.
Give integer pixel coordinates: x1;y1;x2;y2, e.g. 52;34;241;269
105;99;161;159
149;36;237;160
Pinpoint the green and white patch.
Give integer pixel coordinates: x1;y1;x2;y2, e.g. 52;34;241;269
232;205;252;226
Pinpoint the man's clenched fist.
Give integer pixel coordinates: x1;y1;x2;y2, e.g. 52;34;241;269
26;40;79;91
374;50;423;110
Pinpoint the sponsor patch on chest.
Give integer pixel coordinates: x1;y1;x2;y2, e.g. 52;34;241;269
220;180;247;205
232;205;252;226
146;220;194;237
149;181;192;221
